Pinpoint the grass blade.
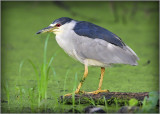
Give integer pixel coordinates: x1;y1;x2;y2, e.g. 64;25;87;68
44;33;51;65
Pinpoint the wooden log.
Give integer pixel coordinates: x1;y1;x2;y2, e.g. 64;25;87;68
59;92;149;106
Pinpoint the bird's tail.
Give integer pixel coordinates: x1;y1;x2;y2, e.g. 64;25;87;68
125;46;139;66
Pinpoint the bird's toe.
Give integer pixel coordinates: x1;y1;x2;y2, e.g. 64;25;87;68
86;89;109;94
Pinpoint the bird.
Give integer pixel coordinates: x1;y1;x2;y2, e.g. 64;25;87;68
36;17;139;95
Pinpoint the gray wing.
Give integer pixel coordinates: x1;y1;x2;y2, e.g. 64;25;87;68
75;36;139;66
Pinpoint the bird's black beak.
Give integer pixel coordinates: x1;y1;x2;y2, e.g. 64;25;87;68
36;26;54;34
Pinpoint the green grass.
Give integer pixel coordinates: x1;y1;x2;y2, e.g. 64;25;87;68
1;1;159;113
3;82;10;105
17;33;57;111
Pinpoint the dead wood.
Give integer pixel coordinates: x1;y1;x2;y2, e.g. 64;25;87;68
59;92;149;106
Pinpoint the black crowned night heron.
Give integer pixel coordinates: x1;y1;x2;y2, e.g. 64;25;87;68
37;17;139;95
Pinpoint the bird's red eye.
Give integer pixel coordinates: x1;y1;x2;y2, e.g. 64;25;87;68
56;23;61;27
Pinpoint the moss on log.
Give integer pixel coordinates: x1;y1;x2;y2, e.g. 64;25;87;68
59;92;149;105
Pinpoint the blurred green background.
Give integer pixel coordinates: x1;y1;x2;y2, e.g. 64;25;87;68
1;1;159;113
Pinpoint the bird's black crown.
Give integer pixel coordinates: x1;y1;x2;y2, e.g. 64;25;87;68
52;17;73;25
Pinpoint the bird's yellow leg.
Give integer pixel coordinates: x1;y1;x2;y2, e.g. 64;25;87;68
75;65;88;94
64;65;88;96
87;67;109;94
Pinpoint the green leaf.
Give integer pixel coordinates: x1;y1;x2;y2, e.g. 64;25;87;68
129;98;138;106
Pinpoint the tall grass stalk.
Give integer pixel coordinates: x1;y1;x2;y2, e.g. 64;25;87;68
114;98;118;110
37;33;57;107
28;87;36;112
62;70;70;112
50;67;60;110
103;96;108;112
72;73;78;113
63;70;70;95
19;58;38;106
51;67;59;86
89;97;96;106
3;82;10;105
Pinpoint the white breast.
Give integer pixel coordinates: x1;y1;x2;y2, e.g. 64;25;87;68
55;21;80;60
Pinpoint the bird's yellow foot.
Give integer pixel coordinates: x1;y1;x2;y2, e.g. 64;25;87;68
86;89;109;94
64;90;85;96
64;93;72;96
